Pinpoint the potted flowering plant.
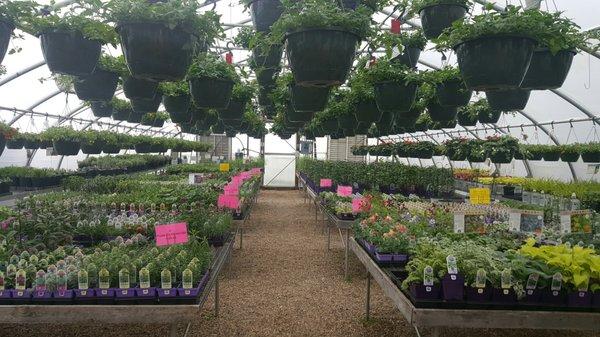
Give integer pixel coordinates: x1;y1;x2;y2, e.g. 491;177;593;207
160;81;191;121
483;135;519;164
444;138;470;161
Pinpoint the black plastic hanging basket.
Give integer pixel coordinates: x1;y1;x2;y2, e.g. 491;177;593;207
375;110;395;136
6;139;24;149
338;112;357;131
40;30;102;76
123;76;159;100
103;144;121;154
24;139;41;150
249;0;284;32
189;77;235;109
419;4;468;39
74;69;119;101
485;89;531;111
53;140;80;156
286;104;314;123
354;98;382;124
391;46;421;69
163;94;191;116
560;151;580;163
290;84;331;112
90;101;114;118
286;28;360;87
251;44;283;69
477;108;502;124
131;95;162;114
134;142;153;153
0;20;14;64
489;151;513;164
354;122;371;135
112;107;132;121
218;99;246;120
581;150;600;163
81;141;105;155
374;81;418;113
127;112;144;124
520;49;576;90
117;22;196;81
467;151;487;163
454;35;536;90
435;79;472;107
255;67;280;89
427;101;458;122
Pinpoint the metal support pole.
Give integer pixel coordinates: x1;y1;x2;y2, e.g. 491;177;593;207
365;272;371;320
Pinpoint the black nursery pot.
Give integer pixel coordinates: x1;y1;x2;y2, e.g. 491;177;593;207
90;101;114;118
123;76;159;100
74;69;119;101
218;99;246;120
127;112;144;124
419;4;468;39
441;273;464;301
118;22;196;81
542;150;560;161
189;77;235;109
103;144;121;154
0;138;5;156
477;108;502;124
0;20;14;64
355;99;382;123
163;94;191;115
6;139;24;149
485;89;531;111
454;36;536;90
467;152;486;163
286;28;360;87
251;44;283;69
112;107;132;121
489;152;513;164
428;101;458;122
53;140;80;156
290;84;331;112
40;30;101;76
249;0;284;32
81;141;105;155
286;104;314;123
560;152;580;163
131;95;162;114
392;46;421;69
457;109;478;126
521;49;576;90
435;79;473;107
374;81;418;113
581;151;600;163
24;139;41;150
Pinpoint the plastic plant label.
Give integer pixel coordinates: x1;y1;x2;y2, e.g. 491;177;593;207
337;185;353;197
526;273;539;290
453;213;465;233
446;256;458;275
501;269;512;289
551;273;562;292
508;212;521;232
475;269;486;288
98;268;110;289
0;272;4;291
161;269;172;289
320;179;332;188
155;222;189;247
219;163;230;172
15;269;26;290
423;266;434;286
469;188;491;205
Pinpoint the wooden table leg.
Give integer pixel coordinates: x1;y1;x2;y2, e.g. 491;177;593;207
365;272;371;320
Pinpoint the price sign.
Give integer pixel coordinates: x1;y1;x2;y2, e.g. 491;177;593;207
219;163;230;172
337;185;353;197
155;223;189;247
509;209;544;233
469;188;491;205
560;210;592;234
320;179;332;188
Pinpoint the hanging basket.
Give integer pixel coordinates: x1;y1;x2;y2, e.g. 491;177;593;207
375;110;395;136
338;112;357;131
163;94;191;116
581;150;600;163
374;81;418;113
435;79;472;107
251;44;283;69
255;67;280;89
454;35;536;90
467;151;487;163
53;140;80;156
117;22;196;81
477;108;502;124
286;28;360;87
168;110;191;124
190;106;208;123
419;4;468;39
286;105;315;123
123;76;158;100
74;69;119;101
218;99;246;120
103;144;121;154
134;142;153;153
428;101;458;122
290;84;330;112
354;121;371;135
355;98;382;123
391;46;421;69
489;152;513;164
81;141;105;155
127;112;144;124
485;89;531;111
40;30;102;76
189;77;235;109
6;139;24;149
0;20;14;64
24;139;41;150
90;101;114;118
112;107;132;121
131;95;162;114
249;0;284;32
521;49;575;90
542;149;560;161
457;108;478;126
560;151;580;163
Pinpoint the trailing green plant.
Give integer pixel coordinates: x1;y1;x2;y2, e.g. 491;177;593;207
362;57;421;84
187;53;238;81
230;82;256;102
0;0;37;26
111;97;131;111
40;126;82;142
141;111;170;124
159;81;190;97
98;54;129;76
373;30;428;57
270;0;374;43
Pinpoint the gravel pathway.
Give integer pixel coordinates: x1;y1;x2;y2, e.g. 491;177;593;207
4;189;598;336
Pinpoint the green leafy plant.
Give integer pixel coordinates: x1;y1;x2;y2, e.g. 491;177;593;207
409;0;471;15
40;126;82;142
159;81;190;97
0;122;17;140
98;54;129;76
187;53;238;81
230;82;256;102
363;57;421;84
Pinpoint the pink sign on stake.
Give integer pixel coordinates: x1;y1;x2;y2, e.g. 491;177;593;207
223;184;239;196
337;185;353;197
320;179;332;188
155;222;189;247
218;194;240;210
352;198;363;213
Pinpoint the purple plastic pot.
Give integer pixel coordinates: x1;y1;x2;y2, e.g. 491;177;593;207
593;292;600;310
374;252;393;263
540;289;566;307
176;273;210;304
0;289;11;305
491;288;517;304
53;290;74;304
74;288;96;304
115;288;137;305
466;287;491;302
94;288;115;304
410;283;441;300
521;288;542;306
10;289;32;303
31;289;53;304
567;291;592;308
392;254;409;265
135;287;157;304
362;240;377;254
441;274;464;301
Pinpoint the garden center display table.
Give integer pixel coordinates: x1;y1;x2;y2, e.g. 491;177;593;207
0;231;237;337
232;178;261;250
350;237;600;337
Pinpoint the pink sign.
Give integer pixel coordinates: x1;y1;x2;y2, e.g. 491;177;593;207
218;194;240;210
337;185;353;197
155;222;189;247
320;179;332;187
223;184;239;195
352;198;363;213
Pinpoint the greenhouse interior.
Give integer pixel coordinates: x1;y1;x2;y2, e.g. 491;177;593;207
0;0;599;336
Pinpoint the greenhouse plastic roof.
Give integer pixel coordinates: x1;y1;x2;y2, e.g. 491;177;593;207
0;0;599;179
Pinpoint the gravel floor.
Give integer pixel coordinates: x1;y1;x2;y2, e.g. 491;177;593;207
4;190;599;337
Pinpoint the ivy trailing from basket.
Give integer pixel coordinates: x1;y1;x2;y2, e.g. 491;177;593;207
24;9;117;44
